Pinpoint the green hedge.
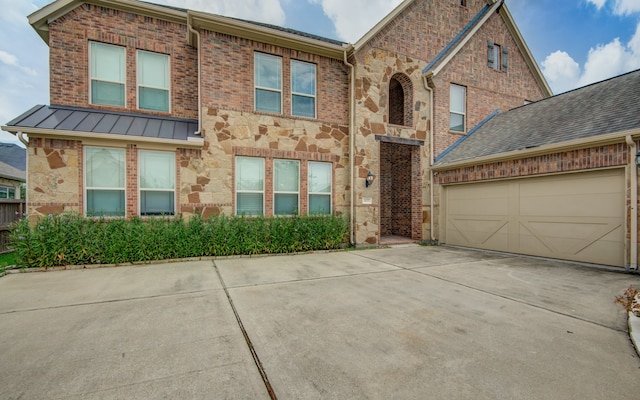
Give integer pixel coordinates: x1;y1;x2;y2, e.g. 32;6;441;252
9;213;349;268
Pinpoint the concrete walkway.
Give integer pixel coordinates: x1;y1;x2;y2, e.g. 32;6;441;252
1;245;639;399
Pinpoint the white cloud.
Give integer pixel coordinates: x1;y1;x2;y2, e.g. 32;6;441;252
541;51;580;93
542;22;640;93
0;50;18;66
585;0;607;10
309;0;403;42
614;0;640;15
153;0;286;25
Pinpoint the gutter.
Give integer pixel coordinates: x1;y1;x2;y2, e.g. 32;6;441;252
422;76;435;241
1;126;204;149
187;13;202;135
344;48;356;246
626;135;638;272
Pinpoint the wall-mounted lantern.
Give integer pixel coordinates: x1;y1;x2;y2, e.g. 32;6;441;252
636;151;640;167
365;171;375;188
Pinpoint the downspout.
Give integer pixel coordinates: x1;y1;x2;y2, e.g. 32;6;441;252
17;131;29;147
423;76;435;242
187;16;202;135
344;48;355;246
626;135;638;271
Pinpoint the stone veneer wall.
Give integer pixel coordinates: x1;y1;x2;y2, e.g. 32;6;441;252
179;108;350;219
352;47;431;244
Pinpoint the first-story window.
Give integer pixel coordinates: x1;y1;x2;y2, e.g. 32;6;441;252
85;147;126;217
308;161;332;214
0;186;15;199
236;156;265;216
274;159;299;215
139;150;175;216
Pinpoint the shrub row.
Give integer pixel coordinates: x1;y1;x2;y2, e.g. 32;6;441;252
9;213;349;268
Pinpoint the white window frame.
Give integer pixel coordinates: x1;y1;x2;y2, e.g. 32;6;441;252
137;50;171;112
84;146;126;217
449;84;466;133
138;150;176;216
254;53;283;114
235;156;265;216
273;159;300;215
291;60;316;118
89;42;126;107
308;161;332;215
492;44;502;71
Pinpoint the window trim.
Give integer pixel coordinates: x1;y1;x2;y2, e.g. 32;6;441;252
235;156;266;216
273;159;300;216
308;161;332;215
291;60;317;119
84;146;127;217
136;49;171;113
254;52;283;114
89;41;126;108
449;84;466;133
138;150;176;216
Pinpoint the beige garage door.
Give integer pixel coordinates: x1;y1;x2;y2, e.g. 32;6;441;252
443;169;625;267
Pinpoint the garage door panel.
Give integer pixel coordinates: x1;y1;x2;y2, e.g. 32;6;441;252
520;193;622;217
448;217;509;249
444;169;625;267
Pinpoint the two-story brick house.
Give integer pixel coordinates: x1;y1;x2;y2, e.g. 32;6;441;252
2;0;550;247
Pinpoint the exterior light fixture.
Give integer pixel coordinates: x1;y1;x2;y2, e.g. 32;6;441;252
636;151;640;167
365;171;375;188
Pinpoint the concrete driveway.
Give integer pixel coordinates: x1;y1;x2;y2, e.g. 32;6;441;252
1;245;639;399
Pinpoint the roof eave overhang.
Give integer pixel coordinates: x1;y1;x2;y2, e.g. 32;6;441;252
188;11;347;59
422;0;502;79
29;0;188;44
0;126;204;149
352;0;415;53
432;127;640;172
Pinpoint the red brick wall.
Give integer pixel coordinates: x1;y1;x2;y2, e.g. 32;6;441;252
432;11;548;155
48;4;198;119
435;143;629;184
199;31;349;124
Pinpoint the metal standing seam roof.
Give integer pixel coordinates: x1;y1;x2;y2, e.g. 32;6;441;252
435;69;640;165
4;105;200;141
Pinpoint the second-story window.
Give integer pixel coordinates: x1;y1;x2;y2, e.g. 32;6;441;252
255;53;282;114
450;84;466;133
90;42;125;107
291;60;316;118
138;50;170;112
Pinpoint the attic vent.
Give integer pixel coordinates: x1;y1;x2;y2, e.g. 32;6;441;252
487;40;508;72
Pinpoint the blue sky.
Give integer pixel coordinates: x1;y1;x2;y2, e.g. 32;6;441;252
1;0;639;146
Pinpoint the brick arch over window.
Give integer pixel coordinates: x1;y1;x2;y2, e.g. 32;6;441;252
388;73;413;127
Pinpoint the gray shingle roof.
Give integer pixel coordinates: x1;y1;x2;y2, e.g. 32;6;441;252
0;160;25;182
436;69;640;165
5;105;199;141
0;143;26;171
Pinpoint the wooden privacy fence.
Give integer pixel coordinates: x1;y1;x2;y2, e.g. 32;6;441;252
0;200;25;253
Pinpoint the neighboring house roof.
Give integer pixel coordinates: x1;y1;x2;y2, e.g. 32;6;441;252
0;143;26;171
0;161;26;182
2;105;202;147
435;69;640;166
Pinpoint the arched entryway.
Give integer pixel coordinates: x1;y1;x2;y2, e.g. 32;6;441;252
379;139;422;243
